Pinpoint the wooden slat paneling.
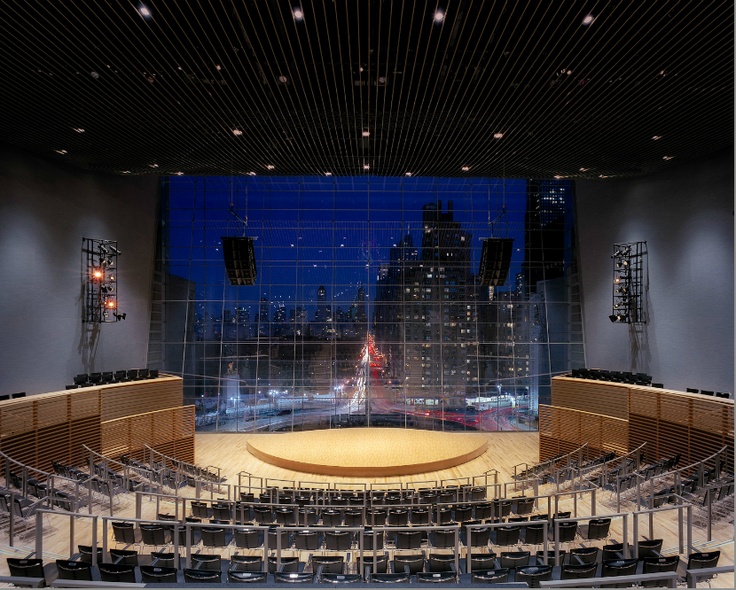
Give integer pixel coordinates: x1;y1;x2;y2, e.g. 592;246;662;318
551;377;629;419
100;377;182;422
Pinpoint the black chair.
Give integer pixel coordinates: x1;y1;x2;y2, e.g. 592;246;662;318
234;528;262;549
474;503;493;521
7;558;46;585
416;571;456;583
430;528;457;549
362;529;384;551
321;573;363;584
111;520;137;546
191;553;222;571
387;508;409;526
468;552;497;572
560;561;599;580
274;572;314;583
343;509;363;527
454;504;474;523
435;507;453;525
395;529;422;550
602;542;628;561
357;553;389;575
77;545;103;564
367;508;387;526
55;559;93;581
641;556;680;587
295;529;321;551
555;521;578;547
470;568;509;583
150;551;177;567
515;564;553;588
466;526;491;548
495;525;521;546
524;523;546;546
268;556;300;573
498;550;530;570
370;572;411;583
184;568;221;583
411;507;430;525
492;499;512;519
110;548;139;565
687;550;720;570
230;554;263;572
325;530;353;551
586;517;611;540
426;554;456;573
513;497;536;516
98;562;137;583
201;526;228;548
321;508;343;527
140;524;169;548
312;555;345;576
140;565;179;583
276;507;297;526
191;500;211;519
601;558;639;584
393;553;425;574
535;549;566;566
228;571;268;583
637;538;664;558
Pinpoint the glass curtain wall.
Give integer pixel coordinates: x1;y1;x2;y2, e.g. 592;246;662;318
156;176;583;433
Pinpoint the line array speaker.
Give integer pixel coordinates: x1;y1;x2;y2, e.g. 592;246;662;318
222;237;257;286
478;238;513;287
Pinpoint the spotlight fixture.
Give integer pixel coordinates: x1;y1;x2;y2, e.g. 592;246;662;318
113;312;126;321
609;241;647;325
83;237;122;324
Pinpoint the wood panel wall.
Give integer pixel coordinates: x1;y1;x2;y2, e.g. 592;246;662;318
539;404;628;461
543;377;734;468
101;405;195;465
0;376;192;479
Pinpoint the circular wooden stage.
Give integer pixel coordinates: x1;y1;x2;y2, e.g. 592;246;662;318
246;428;489;477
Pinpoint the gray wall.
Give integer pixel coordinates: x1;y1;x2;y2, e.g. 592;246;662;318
576;148;734;393
0;145;160;395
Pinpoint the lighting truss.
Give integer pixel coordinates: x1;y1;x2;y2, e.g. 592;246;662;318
610;241;646;324
83;237;123;323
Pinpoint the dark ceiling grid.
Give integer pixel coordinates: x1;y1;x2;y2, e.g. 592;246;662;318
0;0;731;178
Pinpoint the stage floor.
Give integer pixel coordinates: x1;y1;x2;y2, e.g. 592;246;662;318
246;428;489;476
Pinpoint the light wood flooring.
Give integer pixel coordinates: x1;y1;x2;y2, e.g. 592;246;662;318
0;430;732;587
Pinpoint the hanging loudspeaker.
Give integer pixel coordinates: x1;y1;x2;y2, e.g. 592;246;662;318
222;237;257;286
478;238;513;286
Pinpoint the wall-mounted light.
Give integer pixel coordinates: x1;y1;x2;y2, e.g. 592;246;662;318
83;237;126;323
609;241;647;325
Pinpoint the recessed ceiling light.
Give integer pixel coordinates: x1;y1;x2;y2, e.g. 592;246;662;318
405;172;412;176
148;163;159;168
138;4;152;18
663;155;674;160
122;171;131;174
325;172;332;176
293;7;304;21
55;149;68;155
72;127;85;133
652;135;663;140
363;164;370;170
232;129;243;136
554;175;564;179
247;171;256;176
582;14;595;26
175;172;184;176
461;166;470;171
579;167;588;172
278;75;289;84
266;164;275;170
493;132;504;139
362;130;370;137
433;9;445;23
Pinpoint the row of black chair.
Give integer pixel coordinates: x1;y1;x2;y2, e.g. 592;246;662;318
0;392;25;401
686;387;731;398
570;368;653;386
66;368;160;389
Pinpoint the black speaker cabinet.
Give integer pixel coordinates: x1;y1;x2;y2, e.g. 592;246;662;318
478;238;513;286
222;237;257;285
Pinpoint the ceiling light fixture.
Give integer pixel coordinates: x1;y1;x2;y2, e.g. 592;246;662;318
461;166;470;171
405;172;412;176
232;129;243;136
175;171;184;176
292;7;304;21
72;127;85;133
363;164;370;170
652;135;663;140
582;14;595;26
433;9;445;23
362;130;370;137
493;132;504;139
266;164;275;170
138;4;152;19
247;171;256;176
55;149;68;155
324;172;332;176
663;155;674;160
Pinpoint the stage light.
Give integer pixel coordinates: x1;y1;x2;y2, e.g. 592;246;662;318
92;268;103;279
114;312;126;321
609;314;617;322
109;246;121;255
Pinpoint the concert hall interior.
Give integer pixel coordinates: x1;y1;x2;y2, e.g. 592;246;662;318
0;1;733;587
